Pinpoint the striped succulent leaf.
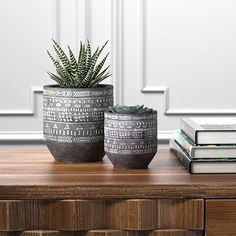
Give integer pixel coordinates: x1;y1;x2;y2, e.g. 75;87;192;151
86;40;92;72
96;65;110;78
91;53;109;80
88;65;110;87
78;42;83;63
47;51;70;80
97;41;109;59
68;46;77;79
47;72;64;85
47;39;111;88
81;67;94;87
81;47;100;87
52;39;72;74
90;47;99;69
90;72;112;87
77;44;87;81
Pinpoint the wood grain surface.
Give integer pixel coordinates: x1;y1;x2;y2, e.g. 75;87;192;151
0;230;203;236
205;199;236;236
107;199;203;230
21;231;62;236
0;149;235;199
0;199;203;231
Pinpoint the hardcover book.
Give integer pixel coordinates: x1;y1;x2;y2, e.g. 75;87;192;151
180;118;236;145
170;139;236;174
174;129;236;158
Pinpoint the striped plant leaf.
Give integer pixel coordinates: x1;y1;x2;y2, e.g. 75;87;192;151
88;65;110;87
81;47;100;87
97;40;109;59
95;65;110;79
77;44;87;81
47;72;64;85
90;75;111;87
47;51;70;80
86;40;92;72
81;68;94;87
90;72;112;87
78;41;83;63
87;41;108;76
68;46;77;79
52;39;72;74
91;53;109;80
87;46;100;70
55;69;72;87
47;39;111;88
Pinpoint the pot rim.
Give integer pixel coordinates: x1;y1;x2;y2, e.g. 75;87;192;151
105;109;157;116
43;84;113;91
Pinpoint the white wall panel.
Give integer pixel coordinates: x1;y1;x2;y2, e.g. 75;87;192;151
1;0;236;142
0;0;111;141
90;0;112;85
0;0;51;112
120;0;236;140
0;0;53;138
144;0;236;113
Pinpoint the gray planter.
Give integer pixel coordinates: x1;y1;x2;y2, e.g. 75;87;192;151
43;84;113;163
104;110;157;169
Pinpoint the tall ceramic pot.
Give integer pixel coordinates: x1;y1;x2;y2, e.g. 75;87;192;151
104;110;157;169
43;84;113;162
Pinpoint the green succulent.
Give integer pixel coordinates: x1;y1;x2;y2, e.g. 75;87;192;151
110;105;153;114
47;39;111;88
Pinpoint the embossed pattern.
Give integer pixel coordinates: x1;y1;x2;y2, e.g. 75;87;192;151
104;111;157;154
43;85;113;162
43;85;113;144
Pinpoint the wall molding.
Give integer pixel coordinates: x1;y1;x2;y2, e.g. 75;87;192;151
111;0;124;104
142;86;236;115
75;0;89;49
0;0;58;117
52;0;60;42
158;131;174;142
0;87;43;116
140;0;236;115
0;131;171;143
0;132;44;142
1;0;175;143
0;0;59;142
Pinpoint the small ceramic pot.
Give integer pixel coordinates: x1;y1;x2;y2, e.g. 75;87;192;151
104;110;157;169
43;84;113;163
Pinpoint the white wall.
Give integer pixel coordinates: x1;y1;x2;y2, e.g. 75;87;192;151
1;0;236;143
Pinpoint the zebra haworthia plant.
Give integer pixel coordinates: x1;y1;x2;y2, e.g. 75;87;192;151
110;105;153;114
47;39;111;88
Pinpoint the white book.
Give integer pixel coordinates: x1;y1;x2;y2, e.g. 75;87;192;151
170;139;236;174
174;129;236;158
180;118;236;145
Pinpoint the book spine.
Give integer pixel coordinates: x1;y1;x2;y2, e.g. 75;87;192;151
174;131;195;157
169;139;192;173
180;119;197;144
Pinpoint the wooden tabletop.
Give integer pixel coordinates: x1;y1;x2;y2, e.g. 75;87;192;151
0;148;236;199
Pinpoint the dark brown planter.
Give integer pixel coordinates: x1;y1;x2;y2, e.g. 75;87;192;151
104;110;158;169
43;84;113;163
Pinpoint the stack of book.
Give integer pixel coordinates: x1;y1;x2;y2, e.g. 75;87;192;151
170;117;236;174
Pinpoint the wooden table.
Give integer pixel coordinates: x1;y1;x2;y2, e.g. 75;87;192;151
1;149;236;236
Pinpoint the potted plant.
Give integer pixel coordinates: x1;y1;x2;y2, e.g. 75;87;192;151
104;105;157;169
43;39;113;162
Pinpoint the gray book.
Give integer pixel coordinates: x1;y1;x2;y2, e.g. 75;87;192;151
180;118;236;145
175;129;236;158
170;139;236;174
